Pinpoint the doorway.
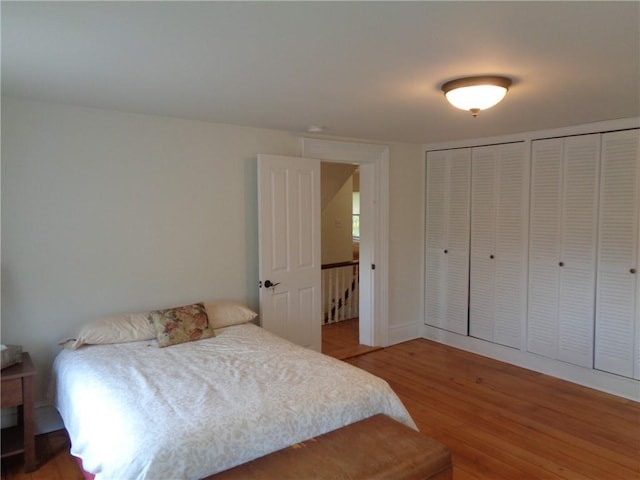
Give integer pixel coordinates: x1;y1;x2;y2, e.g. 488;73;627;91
319;165;376;359
302;138;390;353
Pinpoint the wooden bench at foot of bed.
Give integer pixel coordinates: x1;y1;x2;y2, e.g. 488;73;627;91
209;414;453;480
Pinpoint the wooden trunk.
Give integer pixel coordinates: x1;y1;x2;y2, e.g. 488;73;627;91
210;414;452;480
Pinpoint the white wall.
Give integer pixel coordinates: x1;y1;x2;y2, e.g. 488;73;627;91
387;143;424;336
320;162;356;211
0;97;301;400
321;176;354;265
1;97;426;401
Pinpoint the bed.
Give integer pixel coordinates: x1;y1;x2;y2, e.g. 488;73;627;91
51;319;416;480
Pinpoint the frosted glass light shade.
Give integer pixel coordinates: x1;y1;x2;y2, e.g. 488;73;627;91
442;76;512;116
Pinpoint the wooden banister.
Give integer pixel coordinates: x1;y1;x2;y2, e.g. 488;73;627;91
322;261;359;324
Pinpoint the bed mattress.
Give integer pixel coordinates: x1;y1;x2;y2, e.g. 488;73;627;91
51;323;415;480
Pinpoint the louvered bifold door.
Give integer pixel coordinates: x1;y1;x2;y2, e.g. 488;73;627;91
425;151;448;330
595;129;640;379
494;143;528;348
471;143;527;349
528;135;600;365
425;148;471;335
557;134;600;367
470;146;497;343
446;149;472;335
528;139;563;359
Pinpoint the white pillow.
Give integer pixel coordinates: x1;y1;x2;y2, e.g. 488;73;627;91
64;312;156;349
204;301;258;329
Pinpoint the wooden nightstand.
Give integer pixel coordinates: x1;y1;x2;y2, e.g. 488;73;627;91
1;352;36;472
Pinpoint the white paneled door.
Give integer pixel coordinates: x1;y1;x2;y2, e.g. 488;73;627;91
258;154;322;351
425;148;471;335
595;129;640;379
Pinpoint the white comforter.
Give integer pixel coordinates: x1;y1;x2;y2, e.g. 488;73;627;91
52;323;415;480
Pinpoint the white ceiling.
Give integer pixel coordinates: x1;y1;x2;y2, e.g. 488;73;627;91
2;1;638;144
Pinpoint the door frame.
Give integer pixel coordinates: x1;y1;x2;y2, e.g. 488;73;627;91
302;138;389;347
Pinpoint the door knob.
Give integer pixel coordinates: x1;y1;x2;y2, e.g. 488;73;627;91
631;268;637;274
264;280;281;288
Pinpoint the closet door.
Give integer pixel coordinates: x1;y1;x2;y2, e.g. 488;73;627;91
595;129;640;379
469;146;497;342
494;143;529;348
528;138;563;359
528;135;600;367
557;135;600;367
470;143;528;348
425;149;471;335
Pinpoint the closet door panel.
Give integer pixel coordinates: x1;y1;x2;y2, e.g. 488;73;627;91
494;143;528;348
595;129;639;378
470;146;497;342
425;149;471;335
528;139;563;357
557;134;600;367
445;149;471;335
425;152;448;329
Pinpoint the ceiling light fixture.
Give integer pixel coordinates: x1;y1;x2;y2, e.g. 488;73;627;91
441;76;512;117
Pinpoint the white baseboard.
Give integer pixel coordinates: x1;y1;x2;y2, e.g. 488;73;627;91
421;325;640;402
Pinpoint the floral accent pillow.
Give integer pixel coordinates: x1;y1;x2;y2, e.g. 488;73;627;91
148;303;215;347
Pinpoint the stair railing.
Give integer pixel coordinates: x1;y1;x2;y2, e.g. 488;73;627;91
321;260;359;324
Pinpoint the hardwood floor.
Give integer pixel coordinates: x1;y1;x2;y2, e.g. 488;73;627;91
321;318;381;359
3;338;639;479
347;339;640;480
1;429;83;480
